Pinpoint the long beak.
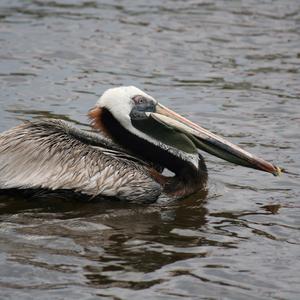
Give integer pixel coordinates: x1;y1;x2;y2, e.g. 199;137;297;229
154;103;282;176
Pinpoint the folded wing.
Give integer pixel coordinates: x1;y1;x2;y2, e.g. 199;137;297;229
0;120;161;202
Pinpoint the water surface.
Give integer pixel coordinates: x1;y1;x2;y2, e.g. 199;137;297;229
0;0;299;299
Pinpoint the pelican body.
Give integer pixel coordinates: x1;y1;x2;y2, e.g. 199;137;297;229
0;86;281;203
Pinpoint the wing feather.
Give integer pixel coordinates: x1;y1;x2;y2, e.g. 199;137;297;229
0;120;161;202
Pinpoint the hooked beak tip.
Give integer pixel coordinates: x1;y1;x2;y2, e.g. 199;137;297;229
273;166;283;176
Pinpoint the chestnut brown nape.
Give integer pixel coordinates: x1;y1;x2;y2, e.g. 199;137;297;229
88;107;109;136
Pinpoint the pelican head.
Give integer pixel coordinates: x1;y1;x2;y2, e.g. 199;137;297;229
90;86;280;176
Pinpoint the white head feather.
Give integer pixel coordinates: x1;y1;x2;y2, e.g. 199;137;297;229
96;86;199;169
96;86;156;128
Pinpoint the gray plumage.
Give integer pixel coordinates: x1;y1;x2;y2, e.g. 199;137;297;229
0;120;161;203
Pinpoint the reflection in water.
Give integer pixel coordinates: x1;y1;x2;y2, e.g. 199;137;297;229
0;190;209;290
0;0;300;299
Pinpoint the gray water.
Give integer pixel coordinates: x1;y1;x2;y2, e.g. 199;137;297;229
0;0;300;299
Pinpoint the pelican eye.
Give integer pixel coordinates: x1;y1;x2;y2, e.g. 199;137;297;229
132;95;147;105
130;95;155;120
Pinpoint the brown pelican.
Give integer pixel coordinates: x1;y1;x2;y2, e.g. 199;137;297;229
0;86;282;203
